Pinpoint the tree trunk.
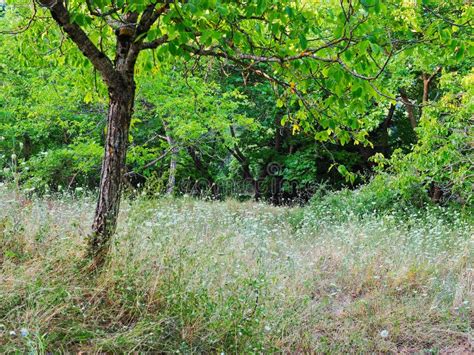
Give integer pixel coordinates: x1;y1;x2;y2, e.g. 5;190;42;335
38;1;170;269
422;73;430;104
422;67;441;105
87;87;134;266
399;89;417;129
22;133;32;160
274;115;285;152
380;103;395;155
186;147;219;198
162;120;178;195
166;140;178;195
420;68;441;117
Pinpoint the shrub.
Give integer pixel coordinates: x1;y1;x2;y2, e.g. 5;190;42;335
370;69;474;208
21;141;103;192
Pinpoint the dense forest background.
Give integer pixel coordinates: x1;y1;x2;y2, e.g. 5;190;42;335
1;1;472;209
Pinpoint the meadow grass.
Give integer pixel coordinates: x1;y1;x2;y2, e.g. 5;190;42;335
0;187;472;353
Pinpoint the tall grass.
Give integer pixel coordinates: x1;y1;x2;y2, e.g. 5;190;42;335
0;186;472;352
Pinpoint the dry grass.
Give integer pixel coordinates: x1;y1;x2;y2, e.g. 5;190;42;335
0;187;472;353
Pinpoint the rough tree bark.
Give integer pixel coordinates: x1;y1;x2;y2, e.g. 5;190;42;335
88;87;134;263
87;9;139;266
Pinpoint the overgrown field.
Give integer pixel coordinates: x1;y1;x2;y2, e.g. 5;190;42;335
0;187;472;353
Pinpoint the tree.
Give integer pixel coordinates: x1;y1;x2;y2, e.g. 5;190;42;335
11;0;456;266
133;66;255;197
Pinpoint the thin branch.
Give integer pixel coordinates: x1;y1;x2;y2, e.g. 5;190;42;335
36;0;120;89
124;146;177;176
85;0;120;18
140;34;169;49
423;5;473;28
0;1;37;35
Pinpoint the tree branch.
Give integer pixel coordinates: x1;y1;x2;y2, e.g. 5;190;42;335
423;5;472;28
140;34;169;50
37;0;120;89
125;3;171;71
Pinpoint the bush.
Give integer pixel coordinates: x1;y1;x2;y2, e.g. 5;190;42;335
370;69;474;208
309;173;473;228
310;174;436;222
21;141;103;192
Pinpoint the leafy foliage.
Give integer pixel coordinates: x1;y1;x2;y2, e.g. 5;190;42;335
372;69;474;206
0;0;472;207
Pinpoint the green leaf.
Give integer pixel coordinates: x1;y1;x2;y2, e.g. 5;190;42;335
299;34;308;50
